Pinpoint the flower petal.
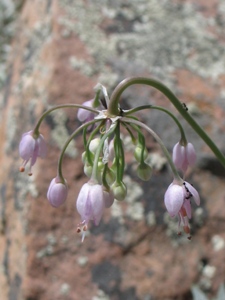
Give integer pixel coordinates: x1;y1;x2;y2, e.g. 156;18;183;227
164;183;184;217
185;181;200;206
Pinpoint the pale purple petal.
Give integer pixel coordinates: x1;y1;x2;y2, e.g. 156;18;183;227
19;134;35;160
76;182;104;226
76;183;90;219
37;134;47;158
47;178;68;207
183;199;192;219
184;181;200;206
172;142;185;169
77;99;94;122
164;184;184;217
186;143;196;166
89;184;104;225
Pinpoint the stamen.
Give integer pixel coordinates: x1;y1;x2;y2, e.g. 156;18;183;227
19;166;25;172
76;227;81;233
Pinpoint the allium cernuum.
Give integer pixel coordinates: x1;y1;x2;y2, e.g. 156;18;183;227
172;142;196;173
164;180;200;239
76;181;105;241
47;177;68;207
19;130;47;175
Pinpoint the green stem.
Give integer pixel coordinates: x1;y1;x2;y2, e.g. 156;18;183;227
91;125;116;183
33;104;99;137
124;104;187;144
57;119;101;182
108;77;225;168
121;117;182;181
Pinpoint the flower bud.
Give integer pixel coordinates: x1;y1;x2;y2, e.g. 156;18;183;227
111;181;127;201
137;162;152;181
134;144;148;163
84;163;93;178
172;142;196;173
103;188;114;208
89;138;100;153
47;177;68;207
105;167;115;185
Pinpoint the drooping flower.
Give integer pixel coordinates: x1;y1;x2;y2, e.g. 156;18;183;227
172;142;196;173
19;130;47;175
77;99;95;122
76;181;104;241
164;180;200;239
47;177;68;207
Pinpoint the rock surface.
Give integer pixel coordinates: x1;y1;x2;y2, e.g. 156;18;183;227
0;0;225;300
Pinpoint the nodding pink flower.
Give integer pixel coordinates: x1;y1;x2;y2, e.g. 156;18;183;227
172;142;196;174
164;180;200;239
19;131;47;175
47;177;68;207
77;99;95;122
76;182;104;241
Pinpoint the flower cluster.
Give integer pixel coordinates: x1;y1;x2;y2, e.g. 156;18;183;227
18;77;207;241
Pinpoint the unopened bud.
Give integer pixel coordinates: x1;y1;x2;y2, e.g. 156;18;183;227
111;181;127;201
89;138;100;153
134;145;148;163
137;163;152;181
84;163;93;178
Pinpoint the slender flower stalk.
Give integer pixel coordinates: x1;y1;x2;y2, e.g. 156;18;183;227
108;77;225;169
120;117;182;181
33;104;99;136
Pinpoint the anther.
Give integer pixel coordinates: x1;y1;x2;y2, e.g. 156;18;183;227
19;166;25;173
76;227;81;233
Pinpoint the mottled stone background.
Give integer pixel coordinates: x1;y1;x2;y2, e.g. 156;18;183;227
0;0;225;299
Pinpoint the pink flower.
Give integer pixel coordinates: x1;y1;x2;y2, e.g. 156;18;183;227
164;180;200;239
77;99;95;122
172;142;196;173
19;131;47;175
47;177;68;207
76;182;104;241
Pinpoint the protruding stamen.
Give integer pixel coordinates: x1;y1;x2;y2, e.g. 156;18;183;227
19;166;25;172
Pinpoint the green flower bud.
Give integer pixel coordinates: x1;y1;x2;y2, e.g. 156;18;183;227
137;163;152;181
111;181;127;201
89;137;100;153
134;145;148;163
84;163;93;178
82;151;87;163
105;167;115;185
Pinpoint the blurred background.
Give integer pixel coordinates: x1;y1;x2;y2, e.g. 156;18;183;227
0;0;225;299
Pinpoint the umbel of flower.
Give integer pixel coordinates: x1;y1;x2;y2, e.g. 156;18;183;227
47;177;68;207
76;181;105;241
172;141;196;174
164;180;200;239
19;130;47;175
